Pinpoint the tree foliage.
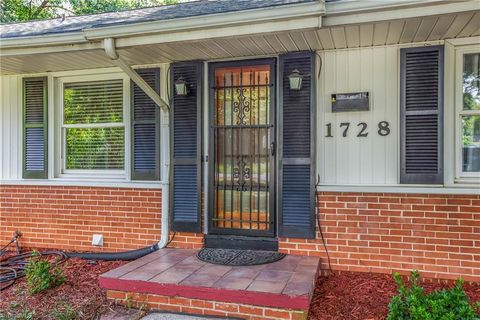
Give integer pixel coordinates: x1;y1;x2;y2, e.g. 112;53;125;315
1;0;177;23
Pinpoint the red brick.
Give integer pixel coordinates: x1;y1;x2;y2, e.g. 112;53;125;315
436;205;460;212
180;307;204;315
204;309;227;317
107;291;126;300
460;206;480;213
238;306;263;316
169;297;191;306
147;295;169;304
214;302;239;313
447;199;471;205
265;309;291;318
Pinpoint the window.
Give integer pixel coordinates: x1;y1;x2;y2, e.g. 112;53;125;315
456;47;480;179
60;78;127;177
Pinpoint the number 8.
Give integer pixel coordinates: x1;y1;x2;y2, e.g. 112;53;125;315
378;121;390;136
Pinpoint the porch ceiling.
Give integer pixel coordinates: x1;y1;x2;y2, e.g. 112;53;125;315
1;10;479;75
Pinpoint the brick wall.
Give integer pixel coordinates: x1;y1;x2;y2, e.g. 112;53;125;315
0;185;162;252
167;232;204;249
2;185;479;282
107;290;306;320
279;192;480;282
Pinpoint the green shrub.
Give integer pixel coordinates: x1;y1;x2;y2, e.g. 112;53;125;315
387;270;480;320
25;251;65;295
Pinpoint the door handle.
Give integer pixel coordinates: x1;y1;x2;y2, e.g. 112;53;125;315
270;141;275;156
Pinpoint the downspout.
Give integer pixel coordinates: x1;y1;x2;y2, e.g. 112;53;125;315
103;37;171;249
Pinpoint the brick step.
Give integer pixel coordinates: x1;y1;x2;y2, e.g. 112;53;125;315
100;248;321;319
106;290;308;320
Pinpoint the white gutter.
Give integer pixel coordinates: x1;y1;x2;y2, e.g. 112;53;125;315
323;0;479;26
325;0;453;15
0;32;88;49
84;1;325;40
103;37;171;248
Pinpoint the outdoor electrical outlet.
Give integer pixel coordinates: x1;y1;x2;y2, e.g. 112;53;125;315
92;234;104;246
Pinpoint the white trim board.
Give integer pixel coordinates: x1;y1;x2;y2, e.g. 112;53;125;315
0;179;165;189
318;185;480;195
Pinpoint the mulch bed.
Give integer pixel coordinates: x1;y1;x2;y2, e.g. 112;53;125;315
0;249;127;320
309;271;480;320
2;248;479;320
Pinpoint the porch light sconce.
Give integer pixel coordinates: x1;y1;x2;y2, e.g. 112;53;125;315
288;69;303;90
174;77;188;96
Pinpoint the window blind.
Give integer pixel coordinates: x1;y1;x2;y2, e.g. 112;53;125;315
63;79;125;171
64;80;123;124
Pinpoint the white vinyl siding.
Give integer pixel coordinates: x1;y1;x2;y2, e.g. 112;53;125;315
0;75;23;180
1;43;479;193
317;46;399;185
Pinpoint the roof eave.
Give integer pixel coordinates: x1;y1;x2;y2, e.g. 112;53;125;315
85;1;325;40
0;1;325;51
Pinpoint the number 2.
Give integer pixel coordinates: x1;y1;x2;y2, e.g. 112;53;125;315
357;122;368;137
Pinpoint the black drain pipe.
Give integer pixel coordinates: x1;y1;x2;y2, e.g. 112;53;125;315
66;243;159;261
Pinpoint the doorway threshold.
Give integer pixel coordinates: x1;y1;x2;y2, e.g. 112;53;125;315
204;235;278;251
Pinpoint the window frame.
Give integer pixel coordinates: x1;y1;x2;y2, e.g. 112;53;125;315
455;45;480;181
56;73;130;180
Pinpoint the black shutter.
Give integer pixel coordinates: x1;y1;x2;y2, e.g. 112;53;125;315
170;61;203;232
400;46;444;184
278;52;316;239
131;68;161;180
23;77;47;179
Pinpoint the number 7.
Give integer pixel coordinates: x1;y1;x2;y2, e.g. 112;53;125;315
340;122;350;137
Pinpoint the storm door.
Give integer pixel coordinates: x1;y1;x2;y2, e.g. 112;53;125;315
209;59;276;237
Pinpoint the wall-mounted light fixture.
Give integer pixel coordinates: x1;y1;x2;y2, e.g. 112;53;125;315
174;77;188;96
288;69;303;90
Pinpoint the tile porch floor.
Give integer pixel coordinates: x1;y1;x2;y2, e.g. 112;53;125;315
100;248;320;311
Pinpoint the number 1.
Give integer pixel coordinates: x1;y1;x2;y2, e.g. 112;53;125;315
326;123;333;137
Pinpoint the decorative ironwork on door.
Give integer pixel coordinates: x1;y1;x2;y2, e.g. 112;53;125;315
210;60;275;236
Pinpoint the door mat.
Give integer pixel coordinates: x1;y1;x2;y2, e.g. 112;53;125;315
197;248;285;266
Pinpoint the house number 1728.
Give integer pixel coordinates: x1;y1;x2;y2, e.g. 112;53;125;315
325;121;390;138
